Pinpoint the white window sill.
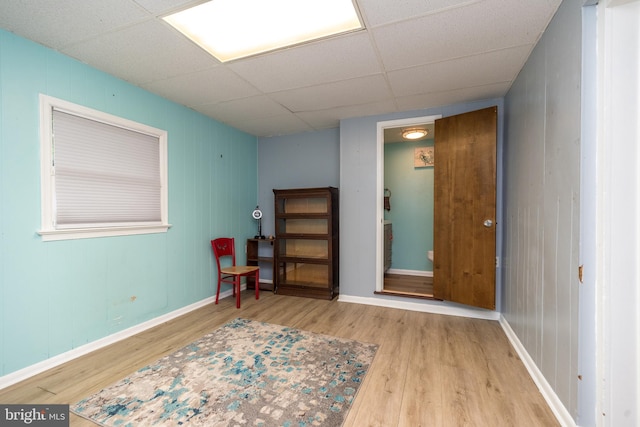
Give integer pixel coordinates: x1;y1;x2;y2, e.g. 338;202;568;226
38;224;172;241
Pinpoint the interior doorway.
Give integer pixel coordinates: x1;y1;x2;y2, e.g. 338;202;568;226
375;115;441;298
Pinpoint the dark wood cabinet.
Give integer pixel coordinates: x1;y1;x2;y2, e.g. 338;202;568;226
246;238;275;291
384;222;392;272
273;187;339;300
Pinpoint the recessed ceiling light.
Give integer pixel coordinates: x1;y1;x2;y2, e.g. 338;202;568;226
163;0;364;63
402;128;429;140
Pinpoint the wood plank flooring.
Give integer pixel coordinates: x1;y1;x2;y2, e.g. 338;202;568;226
383;273;434;297
0;291;559;426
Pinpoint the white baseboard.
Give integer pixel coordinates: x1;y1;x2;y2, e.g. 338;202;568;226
0;288;240;391
338;294;499;321
386;268;433;277
499;315;576;427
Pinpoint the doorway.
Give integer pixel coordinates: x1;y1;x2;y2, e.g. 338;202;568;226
375;107;498;310
375;115;441;298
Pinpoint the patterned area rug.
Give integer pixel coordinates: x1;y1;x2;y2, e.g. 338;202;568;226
72;318;378;426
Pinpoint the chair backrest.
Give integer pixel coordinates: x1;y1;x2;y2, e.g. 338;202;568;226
211;238;236;270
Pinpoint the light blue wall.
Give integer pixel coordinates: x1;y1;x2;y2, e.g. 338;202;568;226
256;128;340;280
258;101;502;305
257;128;340;222
384;140;434;272
257;126;436;277
0;30;257;377
503;0;583;423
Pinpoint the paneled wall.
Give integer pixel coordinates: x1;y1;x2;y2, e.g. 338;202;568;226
502;0;582;420
0;30;257;377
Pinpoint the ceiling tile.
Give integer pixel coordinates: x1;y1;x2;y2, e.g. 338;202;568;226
394;82;511;112
371;0;557;70
62;20;218;84
228;32;382;93
270;75;392;112
357;0;481;27
297;99;399;129
132;0;199;14
194;96;292;124
141;67;261;106
387;45;531;97
227;114;314;137
0;0;149;49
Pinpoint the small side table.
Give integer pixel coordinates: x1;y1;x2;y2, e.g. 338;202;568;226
246;238;275;291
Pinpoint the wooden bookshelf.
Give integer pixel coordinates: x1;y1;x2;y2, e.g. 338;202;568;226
273;187;339;300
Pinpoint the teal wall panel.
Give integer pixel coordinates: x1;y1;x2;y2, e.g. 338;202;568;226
383;140;434;271
0;30;257;377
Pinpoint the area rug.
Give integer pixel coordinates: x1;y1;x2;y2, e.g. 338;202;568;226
72;318;378;426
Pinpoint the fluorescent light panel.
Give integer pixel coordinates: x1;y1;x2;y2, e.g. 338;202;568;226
164;0;363;62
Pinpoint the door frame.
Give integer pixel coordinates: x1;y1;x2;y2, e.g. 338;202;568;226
375;114;442;292
594;0;640;423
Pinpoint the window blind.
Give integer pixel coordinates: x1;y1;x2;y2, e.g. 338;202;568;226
52;109;161;228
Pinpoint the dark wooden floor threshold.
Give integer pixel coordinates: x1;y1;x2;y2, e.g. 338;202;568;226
374;290;441;301
382;272;436;300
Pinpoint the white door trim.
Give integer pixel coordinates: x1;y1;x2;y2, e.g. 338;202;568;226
375;115;441;292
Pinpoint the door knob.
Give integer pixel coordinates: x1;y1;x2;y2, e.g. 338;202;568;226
483;219;493;228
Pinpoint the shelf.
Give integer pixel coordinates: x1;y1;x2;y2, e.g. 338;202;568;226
276;233;333;239
277;256;329;264
246;238;275;291
273;187;339;300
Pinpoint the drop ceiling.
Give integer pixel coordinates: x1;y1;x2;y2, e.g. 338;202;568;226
0;0;561;137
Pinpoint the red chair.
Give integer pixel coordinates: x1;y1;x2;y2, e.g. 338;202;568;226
211;237;259;308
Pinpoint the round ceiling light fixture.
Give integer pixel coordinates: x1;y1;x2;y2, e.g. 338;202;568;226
402;128;429;140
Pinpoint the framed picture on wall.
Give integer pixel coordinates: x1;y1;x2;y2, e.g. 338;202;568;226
414;147;434;167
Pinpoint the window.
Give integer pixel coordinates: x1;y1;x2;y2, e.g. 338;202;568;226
39;95;170;241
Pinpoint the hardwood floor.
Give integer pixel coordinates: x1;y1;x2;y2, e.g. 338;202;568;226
0;291;559;426
383;273;434;297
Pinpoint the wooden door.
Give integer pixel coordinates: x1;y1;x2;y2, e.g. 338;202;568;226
433;106;497;310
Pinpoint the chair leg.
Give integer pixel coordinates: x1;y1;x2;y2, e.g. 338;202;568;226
255;270;260;300
235;276;241;309
215;278;221;304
